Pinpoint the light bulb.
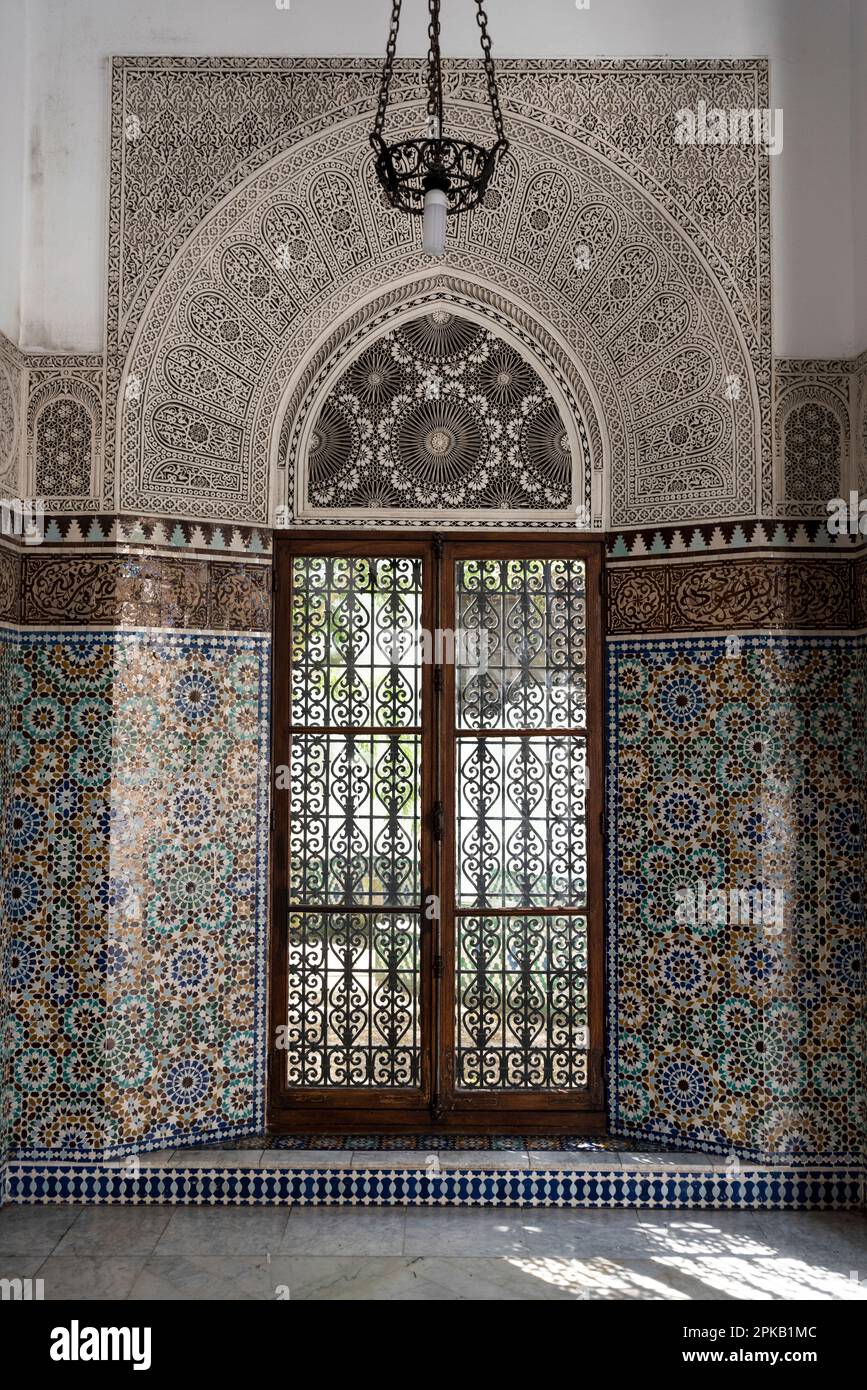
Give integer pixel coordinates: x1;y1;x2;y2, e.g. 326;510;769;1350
422;186;448;257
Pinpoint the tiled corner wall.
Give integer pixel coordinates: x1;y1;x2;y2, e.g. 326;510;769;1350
0;613;17;1187
606;552;867;1166
0;552;271;1162
607;633;865;1162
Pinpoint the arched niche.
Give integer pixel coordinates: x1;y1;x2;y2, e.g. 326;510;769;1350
273;281;604;530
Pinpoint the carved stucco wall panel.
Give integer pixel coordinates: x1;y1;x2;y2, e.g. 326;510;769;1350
6;60;865;530
118;101;764;527
607;554;858;634
103;59;772;528
109;60;770;349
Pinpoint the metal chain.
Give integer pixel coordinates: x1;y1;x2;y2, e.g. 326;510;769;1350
475;0;507;144
427;0;444;132
373;0;403;140
373;0;508;161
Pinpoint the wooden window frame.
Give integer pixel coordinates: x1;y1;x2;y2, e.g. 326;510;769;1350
268;530;605;1134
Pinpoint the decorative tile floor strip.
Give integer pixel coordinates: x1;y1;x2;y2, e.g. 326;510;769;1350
263;1134;652;1152
8;1134;669;1161
191;1133;693;1152
4;1164;862;1210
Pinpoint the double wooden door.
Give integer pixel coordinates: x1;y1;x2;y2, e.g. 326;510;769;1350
269;533;603;1131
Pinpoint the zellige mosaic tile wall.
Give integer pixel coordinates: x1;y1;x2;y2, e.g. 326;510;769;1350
0;626;16;1176
607;633;866;1162
1;545;865;1168
3;628;270;1160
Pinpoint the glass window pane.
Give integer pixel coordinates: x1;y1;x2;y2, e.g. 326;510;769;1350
456;558;586;729
457;736;587;907
285;911;420;1087
291;555;422;727
289;733;420;906
456;914;588;1089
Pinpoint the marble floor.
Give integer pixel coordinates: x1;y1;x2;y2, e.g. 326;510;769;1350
2;1204;866;1300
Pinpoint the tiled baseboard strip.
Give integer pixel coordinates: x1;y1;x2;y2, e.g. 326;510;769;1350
4;1164;862;1210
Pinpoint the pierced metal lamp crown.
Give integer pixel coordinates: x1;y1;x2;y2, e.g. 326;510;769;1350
370;0;509;256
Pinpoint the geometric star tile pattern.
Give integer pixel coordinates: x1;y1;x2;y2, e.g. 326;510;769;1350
2;629;270;1160
607;634;866;1163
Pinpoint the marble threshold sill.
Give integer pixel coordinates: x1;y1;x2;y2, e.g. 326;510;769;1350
18;1150;857;1175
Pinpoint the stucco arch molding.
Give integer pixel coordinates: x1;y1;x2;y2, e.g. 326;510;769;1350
117;104;762;528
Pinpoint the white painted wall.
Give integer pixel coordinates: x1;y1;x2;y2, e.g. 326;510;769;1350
2;0;863;356
0;0;28;340
852;0;867;350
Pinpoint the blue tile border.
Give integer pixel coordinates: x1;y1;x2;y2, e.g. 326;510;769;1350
3;1163;862;1209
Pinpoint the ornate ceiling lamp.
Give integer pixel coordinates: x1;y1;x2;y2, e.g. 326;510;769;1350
370;0;509;258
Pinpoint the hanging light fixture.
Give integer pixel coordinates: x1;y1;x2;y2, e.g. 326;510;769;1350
370;0;509;258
